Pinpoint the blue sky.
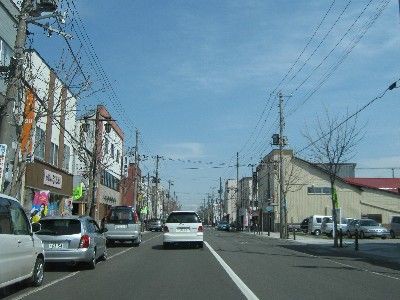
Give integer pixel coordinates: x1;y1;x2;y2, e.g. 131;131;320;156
30;0;400;210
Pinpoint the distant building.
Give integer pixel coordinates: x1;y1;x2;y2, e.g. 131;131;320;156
224;179;237;223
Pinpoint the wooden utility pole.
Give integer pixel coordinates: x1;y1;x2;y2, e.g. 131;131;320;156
236;152;239;228
134;130;139;210
278;92;287;239
154;155;161;219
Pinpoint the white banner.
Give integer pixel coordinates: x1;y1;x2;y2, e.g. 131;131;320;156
0;144;7;191
43;169;63;189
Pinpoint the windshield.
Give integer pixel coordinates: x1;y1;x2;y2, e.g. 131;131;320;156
360;219;379;226
37;219;81;235
166;212;200;223
107;208;135;224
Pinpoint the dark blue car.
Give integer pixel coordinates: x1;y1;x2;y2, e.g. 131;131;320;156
216;221;230;231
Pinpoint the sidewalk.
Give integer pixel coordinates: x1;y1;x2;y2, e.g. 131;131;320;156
242;231;400;266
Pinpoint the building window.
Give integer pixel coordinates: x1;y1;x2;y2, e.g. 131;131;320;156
307;186;331;195
104;138;109;154
111;143;114;159
34;127;45;160
63;144;71;171
101;170;120;191
50;142;59;166
116;149;120;163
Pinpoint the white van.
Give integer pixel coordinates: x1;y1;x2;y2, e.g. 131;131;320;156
0;194;45;289
307;215;331;236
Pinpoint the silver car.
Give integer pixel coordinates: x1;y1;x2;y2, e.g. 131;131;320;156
0;194;45;289
346;218;390;239
104;206;142;246
36;216;107;269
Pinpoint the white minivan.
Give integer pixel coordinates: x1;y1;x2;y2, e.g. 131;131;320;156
0;194;45;289
307;215;331;236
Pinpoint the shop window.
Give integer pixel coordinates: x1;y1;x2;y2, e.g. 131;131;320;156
0;39;13;93
63;144;71;171
307;186;331;195
34;127;46;160
50;142;59;166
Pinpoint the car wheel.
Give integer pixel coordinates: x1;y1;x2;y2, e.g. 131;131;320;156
101;247;108;261
390;230;396;239
314;229;321;236
29;256;44;287
163;242;169;249
359;231;365;239
381;236;387;240
106;240;114;247
198;242;204;249
88;249;96;270
134;235;142;247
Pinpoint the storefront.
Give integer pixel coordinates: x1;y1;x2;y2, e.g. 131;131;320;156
24;160;73;220
95;183;121;222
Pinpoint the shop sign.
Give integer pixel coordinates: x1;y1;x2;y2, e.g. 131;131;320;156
103;195;116;204
44;169;63;189
0;144;7;190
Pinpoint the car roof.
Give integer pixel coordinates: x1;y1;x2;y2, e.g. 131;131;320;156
170;210;196;213
0;193;19;203
41;215;92;221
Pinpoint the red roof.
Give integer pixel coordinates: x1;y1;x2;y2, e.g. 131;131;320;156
345;178;400;194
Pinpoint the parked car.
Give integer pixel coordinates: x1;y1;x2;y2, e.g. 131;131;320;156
321;217;354;237
308;215;331;236
389;216;400;238
0;194;45;289
346;218;390;239
147;219;163;232
216;221;230;231
300;218;309;233
104;206;142;246
36;216;107;269
163;211;203;248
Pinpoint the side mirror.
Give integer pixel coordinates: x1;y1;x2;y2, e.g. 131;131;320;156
32;222;41;233
101;228;108;233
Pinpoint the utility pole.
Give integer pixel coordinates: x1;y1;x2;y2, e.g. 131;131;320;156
278;92;287;239
88;105;101;218
166;179;173;217
134;130;139;210
0;0;32;196
236;152;239;229
203;198;206;223
154;155;161;219
146;173;150;220
219;177;222;222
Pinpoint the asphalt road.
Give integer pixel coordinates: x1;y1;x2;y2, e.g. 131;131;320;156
2;229;400;300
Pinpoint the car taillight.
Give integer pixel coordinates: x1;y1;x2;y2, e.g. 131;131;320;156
79;234;90;248
198;226;203;232
163;226;169;232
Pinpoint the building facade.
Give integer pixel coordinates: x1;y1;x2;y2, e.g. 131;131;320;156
74;105;124;221
257;149;400;230
22;50;76;216
224;179;237;223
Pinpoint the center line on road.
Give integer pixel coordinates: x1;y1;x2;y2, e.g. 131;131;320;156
15;233;162;299
204;241;259;300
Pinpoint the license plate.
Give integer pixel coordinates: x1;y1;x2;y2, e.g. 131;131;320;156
176;227;190;232
48;243;64;249
115;225;128;229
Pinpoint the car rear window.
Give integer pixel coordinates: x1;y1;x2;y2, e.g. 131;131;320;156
166;212;200;223
37;219;81;235
107;207;136;224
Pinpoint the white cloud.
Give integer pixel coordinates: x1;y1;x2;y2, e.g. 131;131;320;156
162;142;205;160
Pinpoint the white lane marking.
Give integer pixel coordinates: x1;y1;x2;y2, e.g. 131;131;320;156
204;241;259;300
15;233;162;299
14;272;79;300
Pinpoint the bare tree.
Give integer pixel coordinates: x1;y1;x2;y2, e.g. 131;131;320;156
304;110;363;247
